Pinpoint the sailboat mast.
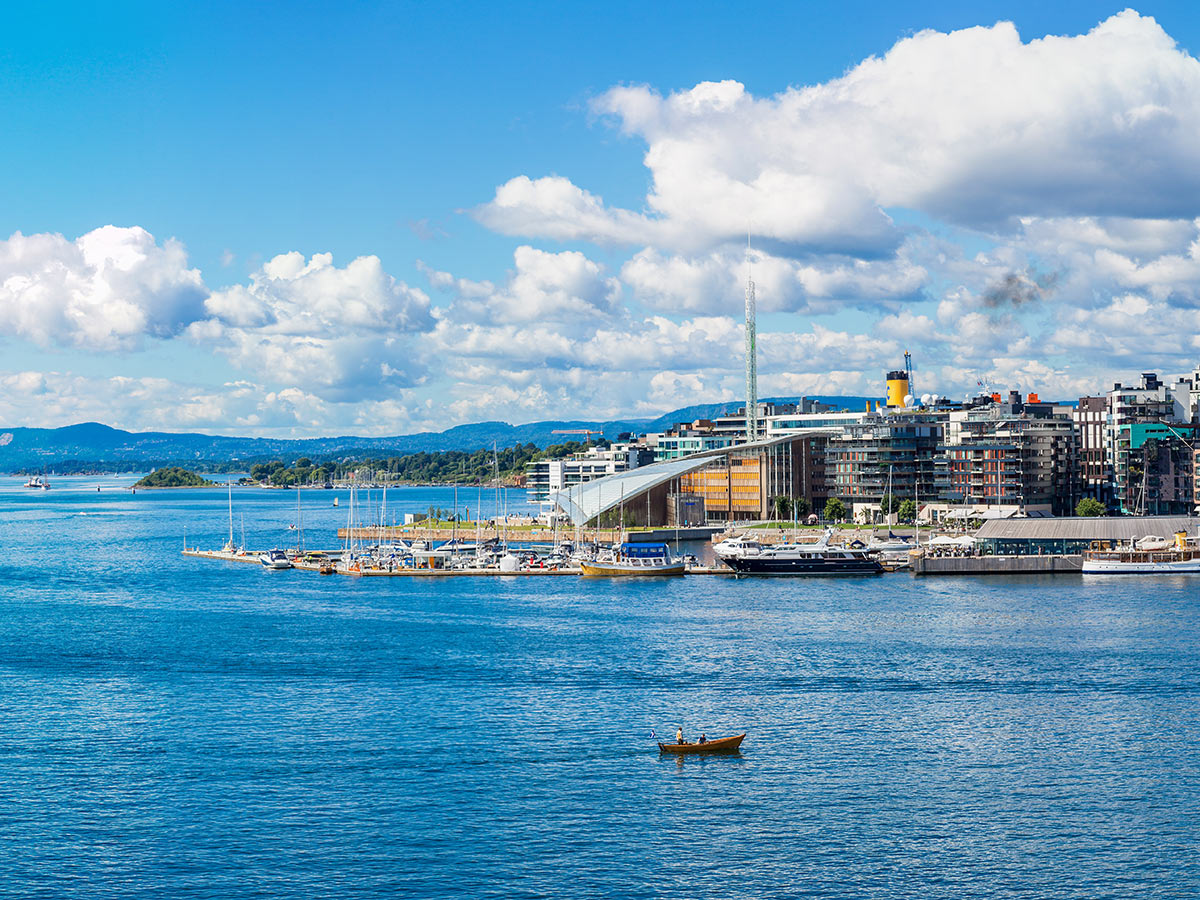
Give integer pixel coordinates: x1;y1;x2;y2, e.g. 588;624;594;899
493;442;501;544
297;483;304;553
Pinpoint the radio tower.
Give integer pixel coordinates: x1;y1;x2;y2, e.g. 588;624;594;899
744;233;759;443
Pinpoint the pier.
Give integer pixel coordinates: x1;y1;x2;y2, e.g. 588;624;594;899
912;554;1083;575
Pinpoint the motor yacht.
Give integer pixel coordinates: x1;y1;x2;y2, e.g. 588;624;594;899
259;548;294;569
720;529;882;577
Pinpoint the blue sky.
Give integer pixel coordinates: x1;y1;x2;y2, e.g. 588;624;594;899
2;2;1199;434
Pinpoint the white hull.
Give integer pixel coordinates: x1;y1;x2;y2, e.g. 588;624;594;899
1083;558;1200;574
259;550;294;569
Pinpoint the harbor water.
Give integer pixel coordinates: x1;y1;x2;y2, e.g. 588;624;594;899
2;478;1199;898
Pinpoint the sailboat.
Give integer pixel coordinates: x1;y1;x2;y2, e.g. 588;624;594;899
867;466;913;556
222;480;240;554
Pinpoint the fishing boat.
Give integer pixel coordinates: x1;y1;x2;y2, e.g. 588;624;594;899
1082;530;1200;574
720;529;882;577
658;733;746;754
23;476;49;489
259;548;294;569
580;542;685;577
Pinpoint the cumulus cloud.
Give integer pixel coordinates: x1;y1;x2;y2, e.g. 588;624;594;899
621;244;927;314
476;11;1200;254
1045;293;1200;364
0;226;206;350
424;245;621;329
192;252;435;401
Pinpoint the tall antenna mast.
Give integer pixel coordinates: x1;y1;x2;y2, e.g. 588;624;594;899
744;231;759;443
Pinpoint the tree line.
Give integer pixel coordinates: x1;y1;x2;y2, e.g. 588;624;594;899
244;440;598;487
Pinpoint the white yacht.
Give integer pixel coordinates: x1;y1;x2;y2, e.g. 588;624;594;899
712;535;765;559
866;531;914;554
259;548;294;569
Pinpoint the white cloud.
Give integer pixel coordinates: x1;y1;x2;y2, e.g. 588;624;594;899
621;244;927;314
476;11;1200;253
192;252;435;401
0;226;206;350
425;245;621;328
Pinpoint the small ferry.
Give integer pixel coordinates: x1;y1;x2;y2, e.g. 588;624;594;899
1082;530;1200;574
719;529;883;577
580;542;686;577
23;476;50;489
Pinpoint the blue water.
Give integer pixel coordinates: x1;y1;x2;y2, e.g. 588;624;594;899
2;478;1198;898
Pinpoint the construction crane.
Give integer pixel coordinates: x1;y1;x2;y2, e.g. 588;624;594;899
551;429;604;445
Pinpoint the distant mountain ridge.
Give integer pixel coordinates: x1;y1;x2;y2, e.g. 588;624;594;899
0;396;877;472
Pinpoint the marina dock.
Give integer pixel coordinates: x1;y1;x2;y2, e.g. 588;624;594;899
182;549;734;576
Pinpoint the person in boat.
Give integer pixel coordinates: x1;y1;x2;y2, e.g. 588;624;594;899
698;733;707;745
676;727;684;744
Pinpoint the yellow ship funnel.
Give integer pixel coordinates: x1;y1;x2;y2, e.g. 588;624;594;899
886;370;909;408
1176;531;1188;550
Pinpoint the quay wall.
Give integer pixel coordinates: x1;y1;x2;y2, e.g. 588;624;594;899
913;555;1082;576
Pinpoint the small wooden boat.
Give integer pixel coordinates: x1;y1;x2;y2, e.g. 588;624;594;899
657;733;745;754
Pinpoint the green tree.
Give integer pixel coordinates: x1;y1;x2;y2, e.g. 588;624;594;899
823;498;847;522
1075;498;1106;517
897;499;917;523
773;495;793;521
879;493;900;515
794;497;811;518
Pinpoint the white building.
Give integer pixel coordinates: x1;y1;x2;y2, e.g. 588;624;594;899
525;444;652;503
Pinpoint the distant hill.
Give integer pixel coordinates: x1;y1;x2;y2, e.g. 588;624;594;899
0;395;878;473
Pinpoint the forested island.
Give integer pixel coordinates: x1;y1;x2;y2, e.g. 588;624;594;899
132;468;217;488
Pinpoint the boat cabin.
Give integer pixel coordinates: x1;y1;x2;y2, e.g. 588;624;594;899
616;542;674;565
